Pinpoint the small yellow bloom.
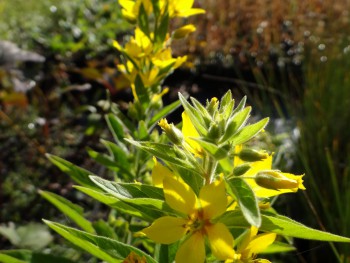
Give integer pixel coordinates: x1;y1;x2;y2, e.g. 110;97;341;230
167;0;206;18
226;227;276;263
142;175;235;263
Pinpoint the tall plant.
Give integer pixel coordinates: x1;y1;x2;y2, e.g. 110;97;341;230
0;1;349;263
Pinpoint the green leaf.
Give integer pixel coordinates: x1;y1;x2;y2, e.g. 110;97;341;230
46;154;97;189
220;211;350;242
179;93;207;135
137;120;149;140
230;96;247;118
75;186;157;222
148;99;182;129
87;148;119;171
125;139;202;175
39;191;95;234
89;176;167;212
101;140;130;170
230;117;269;145
261;241;296;254
219;106;251;143
138;3;150;37
118;183;164;199
105;113;126;144
226;178;261;227
44;221;157;263
155;10;169;44
190;97;211;123
0;253;26;263
191;138;229;160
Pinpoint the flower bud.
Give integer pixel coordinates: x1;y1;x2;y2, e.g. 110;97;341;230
172;24;196;39
238;148;269;162
159;119;184;145
233;163;251;176
255;170;305;191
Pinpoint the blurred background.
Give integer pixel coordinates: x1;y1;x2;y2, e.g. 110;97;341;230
1;0;350;262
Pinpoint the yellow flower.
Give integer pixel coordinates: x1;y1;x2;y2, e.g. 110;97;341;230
182;112;204;157
167;0;205;18
237;226;276;263
142;175;235;263
234;146;305;198
227;226;276;263
119;0;153;23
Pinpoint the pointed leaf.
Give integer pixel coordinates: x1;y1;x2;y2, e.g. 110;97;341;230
75;186;158;222
226;178;261;227
179;93;207;135
149;99;182;129
230;117;269;145
220;211;350;242
39;191;95;234
191;138;229;160
44;221;157;263
46;154;97;189
220;106;251;143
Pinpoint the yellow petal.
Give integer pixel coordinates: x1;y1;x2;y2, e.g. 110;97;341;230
182;112;203;156
151;157;175;187
199;176;227;219
142;216;188;244
177;8;206;17
206;223;236;260
163;176;197;216
176;231;205;263
244;233;276;258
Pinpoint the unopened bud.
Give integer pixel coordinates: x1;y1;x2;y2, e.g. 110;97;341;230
238;148;269;162
255;170;303;191
172;24;196;39
159;119;184;145
206;97;219;115
233;163;251;176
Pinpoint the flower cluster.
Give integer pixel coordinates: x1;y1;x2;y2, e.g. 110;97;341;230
139;91;306;262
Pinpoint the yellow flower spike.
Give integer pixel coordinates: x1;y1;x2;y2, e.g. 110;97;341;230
142;177;236;263
182;112;204;157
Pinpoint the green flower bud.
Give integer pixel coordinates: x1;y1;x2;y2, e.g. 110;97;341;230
238;148;269;162
159;119;184;145
255;170;301;191
233;163;251;176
